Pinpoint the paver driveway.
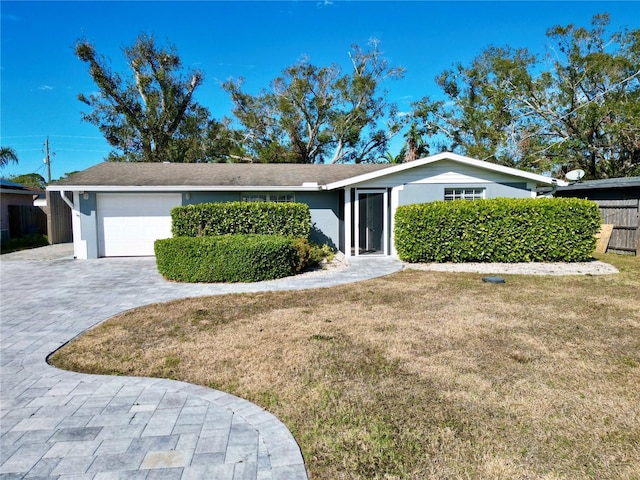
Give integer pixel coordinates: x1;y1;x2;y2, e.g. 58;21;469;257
0;253;403;479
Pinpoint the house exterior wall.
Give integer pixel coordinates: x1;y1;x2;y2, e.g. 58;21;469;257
62;159;550;259
182;192;239;205
78;192;99;259
296;191;341;248
182;191;341;248
340;163;537;257
351;160;538;191
396;182;531;206
1;193;34;233
74;190;342;258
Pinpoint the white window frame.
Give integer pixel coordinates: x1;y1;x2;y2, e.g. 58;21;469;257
444;188;485;201
241;192;295;203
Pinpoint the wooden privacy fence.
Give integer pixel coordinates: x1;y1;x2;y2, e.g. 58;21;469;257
44;190;73;244
8;205;48;238
595;198;639;256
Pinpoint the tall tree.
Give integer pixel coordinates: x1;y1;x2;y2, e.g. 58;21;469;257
413;14;640;178
7;173;47;189
76;34;233;163
382;123;430;164
531;14;640;178
412;46;540;168
402;122;429;162
0;147;18;168
223;39;405;164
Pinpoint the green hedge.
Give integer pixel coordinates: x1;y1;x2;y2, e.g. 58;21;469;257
154;234;297;283
394;197;601;263
171;201;311;238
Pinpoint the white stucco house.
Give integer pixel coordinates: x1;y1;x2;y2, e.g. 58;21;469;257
46;153;565;259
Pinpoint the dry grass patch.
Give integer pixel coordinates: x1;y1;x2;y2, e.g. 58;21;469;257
51;254;640;479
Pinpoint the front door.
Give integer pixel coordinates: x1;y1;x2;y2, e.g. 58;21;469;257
356;190;387;255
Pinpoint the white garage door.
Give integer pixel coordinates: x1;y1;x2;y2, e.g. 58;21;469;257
97;193;181;257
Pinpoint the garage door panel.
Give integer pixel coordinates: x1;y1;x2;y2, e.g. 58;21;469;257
97;194;181;257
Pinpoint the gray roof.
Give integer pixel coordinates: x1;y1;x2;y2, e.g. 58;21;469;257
0;178;36;195
50;162;391;189
557;176;640;191
1;178;29;189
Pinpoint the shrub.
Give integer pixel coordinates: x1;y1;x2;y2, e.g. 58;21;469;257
394;197;601;263
0;233;49;254
154;234;297;283
171;202;311;239
291;238;328;273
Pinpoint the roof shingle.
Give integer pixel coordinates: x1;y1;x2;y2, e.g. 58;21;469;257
50;162;391;188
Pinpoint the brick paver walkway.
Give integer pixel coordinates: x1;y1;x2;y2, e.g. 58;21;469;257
0;250;403;479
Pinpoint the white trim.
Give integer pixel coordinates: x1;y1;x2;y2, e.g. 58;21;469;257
325;153;566;190
71;191;87;259
344;188;352;258
0;188;36;195
444;187;486;201
390;186;402;257
46;185;324;193
355;188;388;256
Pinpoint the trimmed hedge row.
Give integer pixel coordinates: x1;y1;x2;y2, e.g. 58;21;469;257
154;234;296;283
171;202;311;238
394;197;601;263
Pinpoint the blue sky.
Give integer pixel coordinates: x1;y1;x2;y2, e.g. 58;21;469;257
1;1;638;181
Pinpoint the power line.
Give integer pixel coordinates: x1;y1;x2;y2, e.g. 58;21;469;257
49;135;105;139
1;134;105;140
56;149;109;153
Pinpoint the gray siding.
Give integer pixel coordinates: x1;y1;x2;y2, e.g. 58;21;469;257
296;191;340;248
79;192;98;258
398;182;531;206
354;160;535;189
183;192;240;205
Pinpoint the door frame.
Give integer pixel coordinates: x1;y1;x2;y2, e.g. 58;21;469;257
354;188;388;256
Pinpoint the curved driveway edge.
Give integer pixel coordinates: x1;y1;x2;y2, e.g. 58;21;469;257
0;255;403;479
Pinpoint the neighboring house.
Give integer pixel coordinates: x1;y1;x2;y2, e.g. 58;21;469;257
46;153;564;259
0;179;45;241
556;177;640;256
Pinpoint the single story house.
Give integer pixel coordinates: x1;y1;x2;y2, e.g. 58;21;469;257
47;152;565;259
556;176;640;256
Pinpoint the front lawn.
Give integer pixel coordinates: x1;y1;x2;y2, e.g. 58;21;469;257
50;254;640;479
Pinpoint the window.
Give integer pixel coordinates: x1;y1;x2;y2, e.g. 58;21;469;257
444;188;485;201
241;192;295;202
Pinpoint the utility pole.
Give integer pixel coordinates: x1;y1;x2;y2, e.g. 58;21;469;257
44;137;51;184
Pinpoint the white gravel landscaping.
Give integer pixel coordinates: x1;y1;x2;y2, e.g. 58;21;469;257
404;260;619;276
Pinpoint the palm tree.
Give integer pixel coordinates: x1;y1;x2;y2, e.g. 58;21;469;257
0;147;19;168
403;123;428;162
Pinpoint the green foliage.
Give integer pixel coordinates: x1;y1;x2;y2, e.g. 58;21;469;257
76;34;239;163
412;14;640;178
0;147;19;168
1;233;49;254
290;237;328;273
394;198;601;263
223;39;405;164
7;173;47;189
154;235;296;282
171;201;311;239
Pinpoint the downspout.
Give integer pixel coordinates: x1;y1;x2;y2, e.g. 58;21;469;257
59;190;87;259
536;179;558;198
59;190;75;210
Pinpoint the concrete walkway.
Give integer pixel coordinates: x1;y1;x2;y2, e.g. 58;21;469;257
0;247;403;479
